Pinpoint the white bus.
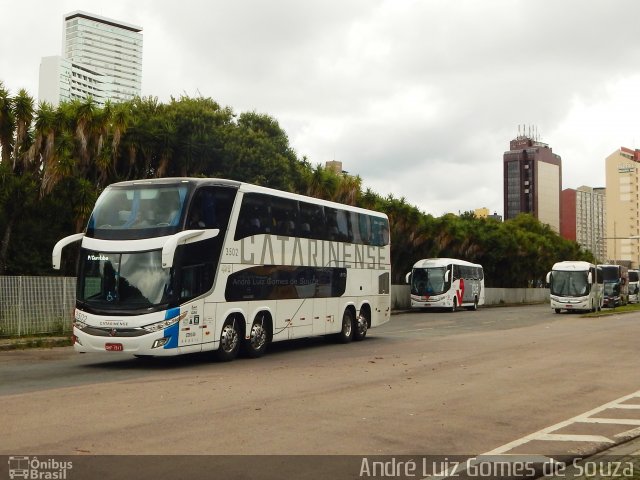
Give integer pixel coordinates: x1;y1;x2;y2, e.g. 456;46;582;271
405;258;484;311
546;261;602;313
52;178;391;360
628;269;639;304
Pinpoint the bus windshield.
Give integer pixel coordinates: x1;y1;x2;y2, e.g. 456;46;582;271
411;267;447;296
86;184;189;240
603;282;619;296
601;267;620;282
550;270;589;297
77;249;175;310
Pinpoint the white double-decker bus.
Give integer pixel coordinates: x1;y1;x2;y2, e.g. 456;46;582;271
405;258;484;311
53;178;391;360
546;261;602;313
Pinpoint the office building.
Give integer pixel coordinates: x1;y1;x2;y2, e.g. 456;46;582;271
503;129;562;231
560;186;606;261
39;11;143;106
605;147;640;267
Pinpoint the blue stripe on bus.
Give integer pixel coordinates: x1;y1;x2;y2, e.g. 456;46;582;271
163;322;179;349
165;307;181;320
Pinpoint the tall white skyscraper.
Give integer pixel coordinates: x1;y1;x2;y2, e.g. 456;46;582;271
39;11;143;106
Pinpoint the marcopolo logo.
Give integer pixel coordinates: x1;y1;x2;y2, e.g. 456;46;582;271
8;456;72;479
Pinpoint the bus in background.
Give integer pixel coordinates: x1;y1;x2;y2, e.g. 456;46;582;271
628;269;639;303
546;261;602;313
52;178;391;360
405;258;484;312
599;264;629;308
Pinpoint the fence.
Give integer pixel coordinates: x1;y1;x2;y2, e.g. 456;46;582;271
0;277;550;337
0;276;76;337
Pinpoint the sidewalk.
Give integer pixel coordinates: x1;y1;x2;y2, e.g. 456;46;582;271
544;436;640;479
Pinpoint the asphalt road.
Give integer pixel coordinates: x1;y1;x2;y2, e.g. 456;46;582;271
2;304;640;478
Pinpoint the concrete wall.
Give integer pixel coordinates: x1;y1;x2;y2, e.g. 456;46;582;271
391;285;549;310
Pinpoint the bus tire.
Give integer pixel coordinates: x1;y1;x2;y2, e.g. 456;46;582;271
466;297;478;311
337;309;354;343
243;315;269;358
353;310;369;341
554;308;561;314
216;317;241;362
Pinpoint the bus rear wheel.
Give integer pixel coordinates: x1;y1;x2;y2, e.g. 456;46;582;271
216;317;241;362
466;297;478;311
337;310;354;343
353;310;369;341
243;316;269;358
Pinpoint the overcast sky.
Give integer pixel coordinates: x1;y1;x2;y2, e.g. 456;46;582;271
2;0;640;217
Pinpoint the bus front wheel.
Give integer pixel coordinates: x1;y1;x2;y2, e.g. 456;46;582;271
216;317;241;362
337;310;354;343
449;298;457;313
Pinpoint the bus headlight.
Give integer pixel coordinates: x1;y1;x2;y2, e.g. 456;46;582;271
73;319;88;330
142;311;187;333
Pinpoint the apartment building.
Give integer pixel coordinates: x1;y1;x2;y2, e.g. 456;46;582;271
39;11;142;106
605;147;640;267
560;186;606;261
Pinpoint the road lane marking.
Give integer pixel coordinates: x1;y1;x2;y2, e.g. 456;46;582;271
578;417;640;425
536;433;613;443
485;390;640;455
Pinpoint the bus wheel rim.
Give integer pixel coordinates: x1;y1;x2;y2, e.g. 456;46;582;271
251;324;266;350
221;325;238;352
343;314;352;336
357;314;367;335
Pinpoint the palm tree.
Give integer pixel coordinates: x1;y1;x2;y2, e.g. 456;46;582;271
12;89;34;172
0;82;15;165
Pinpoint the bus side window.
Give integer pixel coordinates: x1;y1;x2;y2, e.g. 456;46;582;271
359;215;371;245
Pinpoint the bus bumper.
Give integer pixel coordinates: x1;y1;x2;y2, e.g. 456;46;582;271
73;325;180;356
549;296;590;311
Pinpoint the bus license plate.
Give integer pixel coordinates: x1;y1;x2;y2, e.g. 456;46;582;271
105;343;123;352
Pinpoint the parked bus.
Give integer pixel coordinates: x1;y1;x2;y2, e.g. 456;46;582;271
52;178;391;360
405;258;484;311
599;264;629;308
546;261;602;313
628;269;639;304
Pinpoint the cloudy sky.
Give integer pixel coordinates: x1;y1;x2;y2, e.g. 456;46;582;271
2;0;640;217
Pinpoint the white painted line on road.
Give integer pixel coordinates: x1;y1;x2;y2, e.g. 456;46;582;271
484;389;640;455
611;404;640;409
536;433;613;443
578;418;640;425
